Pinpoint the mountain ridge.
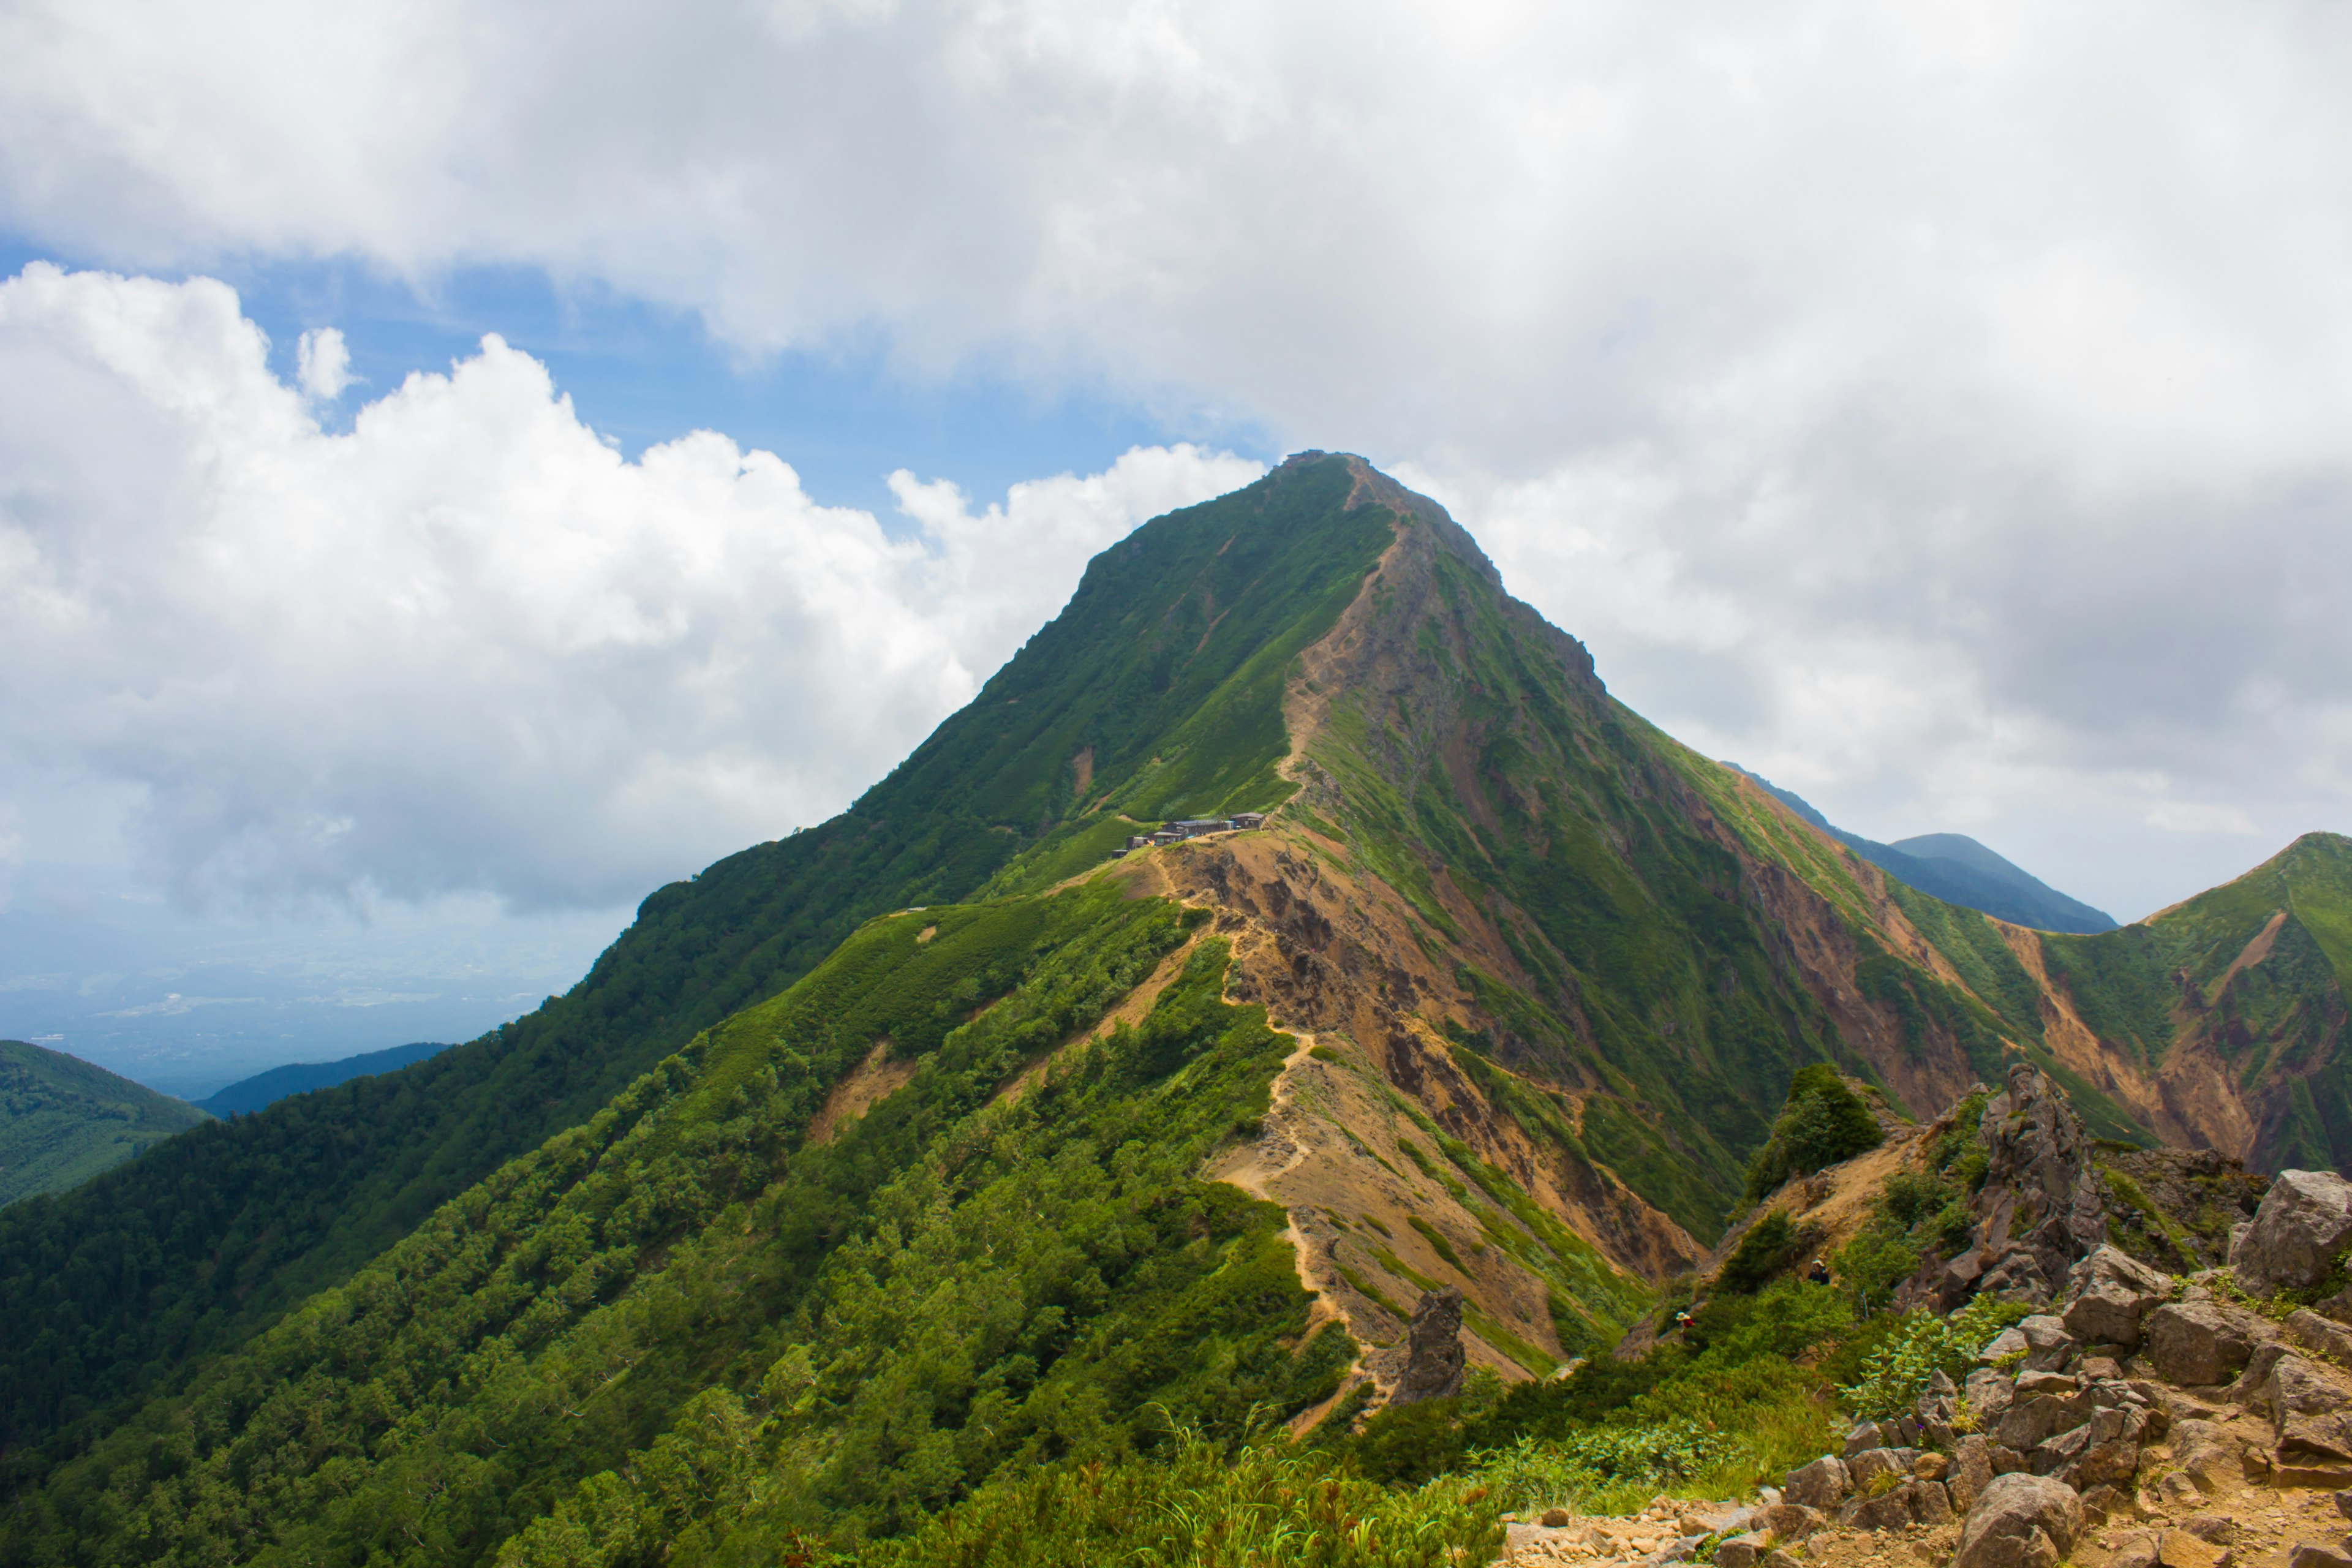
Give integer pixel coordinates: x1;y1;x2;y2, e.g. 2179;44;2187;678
194;1041;452;1117
1727;766;2117;934
3;454;2349;1567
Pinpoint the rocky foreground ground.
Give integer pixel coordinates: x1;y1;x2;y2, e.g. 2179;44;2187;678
1493;1066;2352;1568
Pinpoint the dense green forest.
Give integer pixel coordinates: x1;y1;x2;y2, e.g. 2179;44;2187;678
0;1042;206;1208
4;885;1355;1566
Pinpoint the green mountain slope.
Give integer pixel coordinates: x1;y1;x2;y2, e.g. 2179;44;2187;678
6;453;2346;1567
0;1042;206;1207
0;456;1398;1477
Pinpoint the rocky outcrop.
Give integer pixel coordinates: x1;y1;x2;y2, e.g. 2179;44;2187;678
2060;1245;2173;1348
1391;1286;1466;1404
1781;1455;1849;1512
2143;1300;2262;1387
1941;1065;2110;1311
2271;1353;2352;1464
2233;1170;2352;1298
1952;1472;2084;1568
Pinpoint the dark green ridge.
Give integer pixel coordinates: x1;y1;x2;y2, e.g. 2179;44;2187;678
0;453;1395;1474
194;1041;450;1117
0;1042;207;1208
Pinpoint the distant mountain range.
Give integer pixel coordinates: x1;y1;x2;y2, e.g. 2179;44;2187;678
1728;767;2117;934
0;1039;207;1207
195;1040;452;1117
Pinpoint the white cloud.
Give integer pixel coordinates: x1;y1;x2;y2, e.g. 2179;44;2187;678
0;264;1258;911
2;1;2351;916
295;325;352;401
2146;802;2261;837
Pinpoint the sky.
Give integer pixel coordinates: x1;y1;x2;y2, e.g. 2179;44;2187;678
4;0;2350;1093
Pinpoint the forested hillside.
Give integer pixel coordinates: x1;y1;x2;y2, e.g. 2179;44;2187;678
0;454;1395;1479
5;453;2349;1567
0;1042;205;1208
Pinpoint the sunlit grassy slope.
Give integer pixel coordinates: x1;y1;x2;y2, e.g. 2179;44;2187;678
0;1041;206;1208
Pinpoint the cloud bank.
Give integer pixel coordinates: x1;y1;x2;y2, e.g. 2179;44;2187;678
0;265;1259;910
3;1;2351;914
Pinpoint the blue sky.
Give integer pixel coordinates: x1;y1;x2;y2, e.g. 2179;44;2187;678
0;236;1260;518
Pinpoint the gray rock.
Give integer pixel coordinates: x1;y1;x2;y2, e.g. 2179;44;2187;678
1847;1446;1918;1487
2180;1515;2237;1545
1979;1326;2030;1365
2019;1314;2078;1371
2061;1245;2174;1348
2106;1529;2160;1568
2063;1436;2141;1491
1967;1367;2017;1422
2291;1308;2352;1366
2144;1300;2260;1386
1953;1471;2086;1568
2238;1338;2293;1408
1781;1455;1850;1511
1972;1065;2110;1304
1755;1503;1824;1541
1841;1421;1886;1458
2015;1368;2078;1395
1950;1434;1996;1513
1841;1487;1915;1532
2172;1417;2257;1491
1713;1534;1771;1568
1996;1391;2094;1451
2272;1352;2352;1462
1910;1477;1954;1525
1391;1286;1465;1404
2288;1547;2352;1568
2233;1170;2352;1298
2337;1487;2352;1521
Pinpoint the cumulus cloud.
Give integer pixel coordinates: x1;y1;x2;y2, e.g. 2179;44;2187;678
3;1;2352;913
295;326;352;401
0;264;1259;910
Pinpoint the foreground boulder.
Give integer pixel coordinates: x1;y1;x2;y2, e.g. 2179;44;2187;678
2061;1245;2174;1348
2143;1300;2260;1386
2272;1354;2352;1464
1954;1472;2086;1568
2233;1170;2352;1298
1781;1455;1850;1511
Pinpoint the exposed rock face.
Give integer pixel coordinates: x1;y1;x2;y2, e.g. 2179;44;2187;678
2144;1300;2261;1387
1390;1286;1465;1405
2233;1170;2352;1298
2060;1245;2173;1348
2271;1353;2352;1463
1967;1066;2109;1308
1953;1472;2086;1568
